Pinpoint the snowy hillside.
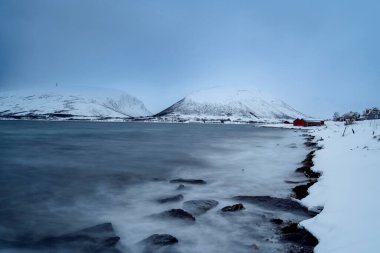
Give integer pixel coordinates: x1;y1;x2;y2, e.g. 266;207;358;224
0;86;151;120
155;87;307;123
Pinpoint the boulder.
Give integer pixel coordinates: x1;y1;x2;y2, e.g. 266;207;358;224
270;218;284;225
221;203;245;212
280;222;318;247
176;184;186;190
0;223;122;253
157;194;184;204
292;181;315;200
140;234;178;247
233;196;317;217
154;209;195;223
183;200;219;215
169;179;207;185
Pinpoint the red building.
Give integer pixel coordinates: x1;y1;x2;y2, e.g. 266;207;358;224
293;118;324;127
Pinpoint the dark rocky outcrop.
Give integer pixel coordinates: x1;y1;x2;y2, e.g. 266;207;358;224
270;218;284;225
183;200;218;215
138;234;179;253
176;184;186;190
154;209;195;223
293;145;322;200
157;194;184;204
140;234;178;247
295;166;321;179
221;203;245;212
292;181;316;199
0;223;122;253
233;196;317;217
280;222;318;249
169;179;207;185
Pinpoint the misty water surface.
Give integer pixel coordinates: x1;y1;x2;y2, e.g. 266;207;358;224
0;121;309;253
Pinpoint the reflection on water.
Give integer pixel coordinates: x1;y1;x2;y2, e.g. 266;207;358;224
0;121;308;253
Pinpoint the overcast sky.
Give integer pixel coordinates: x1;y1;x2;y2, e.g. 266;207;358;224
0;0;379;117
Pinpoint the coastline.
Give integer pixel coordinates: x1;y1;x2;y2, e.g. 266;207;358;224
270;120;380;253
2;119;378;252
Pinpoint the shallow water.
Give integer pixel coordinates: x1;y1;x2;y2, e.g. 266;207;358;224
0;121;309;252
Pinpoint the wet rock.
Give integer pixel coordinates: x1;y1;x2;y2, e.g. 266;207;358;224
221;203;245;212
169;179;207;185
301;155;314;168
183;200;219;215
250;243;259;250
0;223;122;253
140;234;178;246
295;166;321;179
233;196;317;217
270;218;284;225
157;194;184;204
280;222;318;247
292;181;315;200
284;179;312;184
304;141;317;148
176;184;186;190
155;209;195;223
138;234;179;253
286;245;313;253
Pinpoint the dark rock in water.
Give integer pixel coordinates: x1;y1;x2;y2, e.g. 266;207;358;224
270;218;284;225
233;196;317;217
221;203;245;212
140;234;178;247
176;184;186;190
0;223;122;253
169;178;207;185
250;243;259;251
37;223;121;252
155;209;196;223
292;181;316;200
304;141;317;148
296;166;321;179
183;200;219;215
286;244;314;253
157;194;184;204
284;179;312;184
280;222;318;247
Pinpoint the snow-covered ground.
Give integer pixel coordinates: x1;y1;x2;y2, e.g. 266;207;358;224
300;120;380;253
0;86;151;120
267;120;380;253
155;87;308;123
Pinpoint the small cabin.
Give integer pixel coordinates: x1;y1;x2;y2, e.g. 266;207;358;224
293;118;325;127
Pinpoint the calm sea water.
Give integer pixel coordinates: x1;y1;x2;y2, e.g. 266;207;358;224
0;121;308;253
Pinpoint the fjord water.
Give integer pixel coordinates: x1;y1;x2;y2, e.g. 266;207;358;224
0;121;308;253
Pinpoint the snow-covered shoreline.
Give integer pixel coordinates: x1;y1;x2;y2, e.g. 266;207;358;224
269;120;380;253
300;121;380;253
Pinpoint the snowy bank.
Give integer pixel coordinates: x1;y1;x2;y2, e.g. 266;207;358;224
301;121;380;253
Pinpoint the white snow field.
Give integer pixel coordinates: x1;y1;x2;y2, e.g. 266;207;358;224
0;86;151;120
155;87;307;123
299;121;380;253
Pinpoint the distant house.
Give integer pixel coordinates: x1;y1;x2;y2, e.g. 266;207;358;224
364;107;380;120
293;118;325;127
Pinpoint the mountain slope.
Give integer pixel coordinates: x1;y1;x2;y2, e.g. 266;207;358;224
155;88;307;122
0;86;151;120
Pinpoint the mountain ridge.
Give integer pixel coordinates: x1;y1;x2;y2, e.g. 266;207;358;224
0;86;151;120
154;88;307;123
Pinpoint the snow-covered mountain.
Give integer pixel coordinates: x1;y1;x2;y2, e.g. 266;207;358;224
155;87;307;123
0;86;151;120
